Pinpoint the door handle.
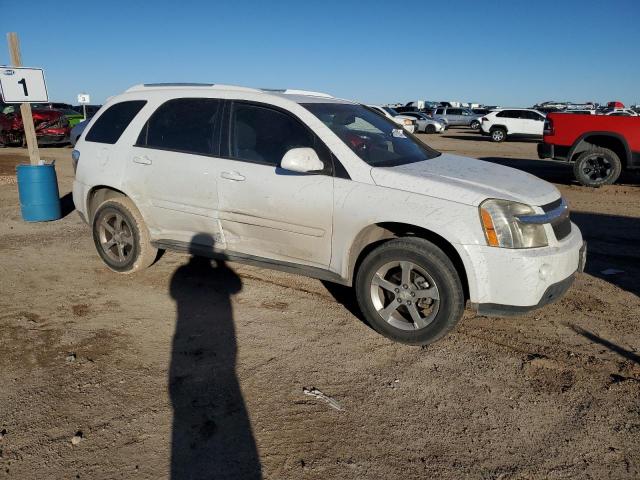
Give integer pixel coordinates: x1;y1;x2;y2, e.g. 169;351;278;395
220;171;245;181
133;155;152;165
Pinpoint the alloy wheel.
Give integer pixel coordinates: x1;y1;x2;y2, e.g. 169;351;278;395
369;261;440;331
582;155;612;182
97;211;135;265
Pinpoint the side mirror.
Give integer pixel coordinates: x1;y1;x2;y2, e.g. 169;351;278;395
281;147;324;173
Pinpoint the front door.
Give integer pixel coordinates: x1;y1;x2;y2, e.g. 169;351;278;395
216;101;333;267
126;97;226;248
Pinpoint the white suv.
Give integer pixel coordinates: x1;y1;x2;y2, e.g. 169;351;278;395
480;109;546;142
72;84;585;345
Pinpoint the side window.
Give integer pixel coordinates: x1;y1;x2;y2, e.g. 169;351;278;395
497;110;516;118
85;101;146;144
230;103;315;167
137;98;221;155
436;108;444;114
448;108;462;115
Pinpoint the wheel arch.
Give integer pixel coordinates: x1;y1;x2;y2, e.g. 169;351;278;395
569;132;631;167
348;222;470;301
489;124;508;133
86;185;128;222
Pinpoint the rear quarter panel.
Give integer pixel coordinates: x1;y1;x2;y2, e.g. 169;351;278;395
545;113;640;152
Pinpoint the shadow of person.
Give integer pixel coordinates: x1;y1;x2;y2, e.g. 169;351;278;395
169;234;262;479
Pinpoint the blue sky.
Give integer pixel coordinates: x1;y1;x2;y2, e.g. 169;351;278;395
2;0;639;107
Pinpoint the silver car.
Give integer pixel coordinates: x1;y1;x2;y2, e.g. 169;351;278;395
399;112;446;133
428;107;483;128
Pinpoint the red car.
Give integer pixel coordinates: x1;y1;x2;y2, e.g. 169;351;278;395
538;113;640;186
0;108;71;147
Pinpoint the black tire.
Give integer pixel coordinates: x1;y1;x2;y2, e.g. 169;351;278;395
425;124;436;134
92;197;157;273
470;120;480;130
573;147;622;187
490;128;506;142
355;237;465;346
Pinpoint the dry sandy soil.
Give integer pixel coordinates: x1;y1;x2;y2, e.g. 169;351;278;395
0;130;639;479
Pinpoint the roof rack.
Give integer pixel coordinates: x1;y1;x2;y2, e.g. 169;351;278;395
124;84;333;98
142;82;215;87
125;83;261;93
261;88;333;98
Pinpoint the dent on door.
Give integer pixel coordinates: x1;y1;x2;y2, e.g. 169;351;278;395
217;165;333;266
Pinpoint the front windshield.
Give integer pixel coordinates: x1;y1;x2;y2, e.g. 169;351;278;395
382;106;398;116
302;103;440;167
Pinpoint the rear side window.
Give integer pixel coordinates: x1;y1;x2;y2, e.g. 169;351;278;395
229;103;314;167
136;98;222;155
448;108;462;115
85;101;146;144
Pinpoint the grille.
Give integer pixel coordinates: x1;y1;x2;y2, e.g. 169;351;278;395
552;218;572;241
541;198;562;212
542;198;571;241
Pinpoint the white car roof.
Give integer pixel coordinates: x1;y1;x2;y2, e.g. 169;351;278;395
123;83;354;105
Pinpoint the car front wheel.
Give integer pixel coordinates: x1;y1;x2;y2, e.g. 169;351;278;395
355;238;465;345
92;197;158;273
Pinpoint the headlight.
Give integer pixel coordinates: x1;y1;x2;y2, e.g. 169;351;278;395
403;119;413;126
479;199;548;248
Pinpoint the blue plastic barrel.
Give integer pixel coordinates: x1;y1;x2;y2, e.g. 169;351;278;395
16;163;61;222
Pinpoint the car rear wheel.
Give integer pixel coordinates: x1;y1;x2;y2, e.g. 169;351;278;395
491;128;506;142
573;147;622;187
355;238;465;345
573;146;622;187
92;197;158;273
425;124;436;134
470;120;480;130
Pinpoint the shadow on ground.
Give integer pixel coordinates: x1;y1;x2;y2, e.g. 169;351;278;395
479;156;640;186
444;134;540;144
60;192;75;218
169;234;262;479
569;324;640;365
571;212;640;297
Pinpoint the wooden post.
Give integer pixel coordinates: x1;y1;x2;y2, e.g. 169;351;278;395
7;32;40;166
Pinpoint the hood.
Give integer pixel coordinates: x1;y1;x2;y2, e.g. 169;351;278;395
370;153;560;207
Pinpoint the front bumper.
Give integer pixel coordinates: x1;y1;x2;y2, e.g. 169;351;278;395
537;142;553;159
459;225;585;314
472;240;586;316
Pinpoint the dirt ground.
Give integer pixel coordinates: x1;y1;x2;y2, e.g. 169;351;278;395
0;130;639;479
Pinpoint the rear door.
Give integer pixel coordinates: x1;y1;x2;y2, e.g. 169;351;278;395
126;97;226;248
81;100;147;178
520;111;544;135
215;101;334;267
495;110;523;134
446;108;463;125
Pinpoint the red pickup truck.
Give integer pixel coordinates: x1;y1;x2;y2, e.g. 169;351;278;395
538;113;640;187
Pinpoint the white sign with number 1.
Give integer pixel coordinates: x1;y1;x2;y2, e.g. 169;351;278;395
0;67;48;103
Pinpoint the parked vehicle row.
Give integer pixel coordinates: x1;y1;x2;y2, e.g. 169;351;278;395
0;101;102;147
0;107;72;146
